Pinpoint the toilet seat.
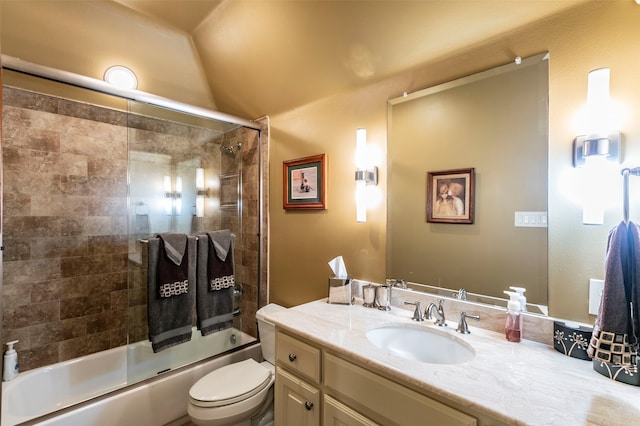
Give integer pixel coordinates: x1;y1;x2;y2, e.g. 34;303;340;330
189;359;272;408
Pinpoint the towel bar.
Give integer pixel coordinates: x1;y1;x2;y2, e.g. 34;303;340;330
139;233;236;244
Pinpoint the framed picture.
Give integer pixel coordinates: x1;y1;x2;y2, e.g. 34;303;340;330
427;168;475;224
283;154;327;210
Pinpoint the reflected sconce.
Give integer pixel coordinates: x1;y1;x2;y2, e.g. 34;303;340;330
571;68;622;225
103;65;138;90
355;128;378;223
195;168;210;218
164;175;182;215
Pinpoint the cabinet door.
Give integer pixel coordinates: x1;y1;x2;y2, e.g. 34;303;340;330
324;353;477;426
323;395;378;426
275;367;320;426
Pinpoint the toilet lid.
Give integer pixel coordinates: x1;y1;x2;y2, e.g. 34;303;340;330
189;359;272;408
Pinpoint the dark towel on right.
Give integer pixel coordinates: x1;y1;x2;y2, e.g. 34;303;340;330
588;221;640;367
196;230;236;336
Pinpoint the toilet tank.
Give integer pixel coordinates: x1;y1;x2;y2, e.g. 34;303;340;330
256;303;286;364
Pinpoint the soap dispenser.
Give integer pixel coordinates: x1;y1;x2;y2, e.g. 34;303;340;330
3;340;19;381
504;292;522;343
509;286;527;312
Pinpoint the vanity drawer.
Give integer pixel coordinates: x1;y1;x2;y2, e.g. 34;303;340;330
324;352;477;426
276;331;321;384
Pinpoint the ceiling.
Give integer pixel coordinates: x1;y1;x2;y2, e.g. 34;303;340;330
113;0;589;118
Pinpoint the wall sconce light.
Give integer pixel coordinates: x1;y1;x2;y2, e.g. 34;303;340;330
571;68;622;225
573;68;621;167
195;168;210;218
355;128;378;223
164;175;182;215
103;65;138;90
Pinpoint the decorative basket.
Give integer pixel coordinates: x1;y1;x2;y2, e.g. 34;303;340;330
553;321;592;361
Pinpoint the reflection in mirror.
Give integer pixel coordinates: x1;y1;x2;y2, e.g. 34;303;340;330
387;53;549;311
404;282;549;316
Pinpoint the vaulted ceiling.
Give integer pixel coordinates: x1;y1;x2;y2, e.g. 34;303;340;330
113;0;588;118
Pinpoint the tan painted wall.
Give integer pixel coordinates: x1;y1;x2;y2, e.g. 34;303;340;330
0;0;215;110
269;1;640;323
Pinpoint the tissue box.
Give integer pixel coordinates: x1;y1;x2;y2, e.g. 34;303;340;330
553;321;592;361
327;276;353;305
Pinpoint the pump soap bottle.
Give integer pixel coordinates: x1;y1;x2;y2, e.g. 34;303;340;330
3;340;19;381
509;286;527;312
504;292;522;343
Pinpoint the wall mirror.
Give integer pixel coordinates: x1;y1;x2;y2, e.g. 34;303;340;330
387;53;549;314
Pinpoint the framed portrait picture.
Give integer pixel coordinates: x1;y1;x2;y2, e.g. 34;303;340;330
427;168;475;224
283;154;327;210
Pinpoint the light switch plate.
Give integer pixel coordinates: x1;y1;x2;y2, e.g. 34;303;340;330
589;278;604;315
514;211;548;228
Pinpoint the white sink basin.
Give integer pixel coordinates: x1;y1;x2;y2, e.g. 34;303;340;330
366;323;475;365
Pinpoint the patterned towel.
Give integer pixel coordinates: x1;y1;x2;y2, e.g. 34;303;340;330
147;234;197;353
588;221;639;367
196;230;236;336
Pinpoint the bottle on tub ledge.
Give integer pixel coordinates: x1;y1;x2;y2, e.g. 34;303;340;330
504;292;523;343
3;340;19;381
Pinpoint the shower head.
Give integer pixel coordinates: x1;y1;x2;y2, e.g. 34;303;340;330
220;142;242;156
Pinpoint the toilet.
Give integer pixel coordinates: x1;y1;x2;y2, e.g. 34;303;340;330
187;303;285;426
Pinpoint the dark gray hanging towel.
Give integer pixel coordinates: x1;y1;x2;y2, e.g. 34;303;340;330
147;233;197;353
196;230;235;336
588;221;640;367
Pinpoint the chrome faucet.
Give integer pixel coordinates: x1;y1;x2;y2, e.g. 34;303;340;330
387;278;407;289
394;279;407;289
453;288;467;301
404;301;425;321
426;299;446;326
456;312;480;334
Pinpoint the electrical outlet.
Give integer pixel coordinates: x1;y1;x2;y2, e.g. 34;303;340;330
589;278;605;315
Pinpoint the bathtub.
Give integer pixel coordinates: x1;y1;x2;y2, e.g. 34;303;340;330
2;327;259;426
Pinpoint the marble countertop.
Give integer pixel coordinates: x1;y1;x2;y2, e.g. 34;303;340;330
268;299;640;426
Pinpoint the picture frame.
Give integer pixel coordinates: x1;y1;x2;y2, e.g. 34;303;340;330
283;154;327;210
427;168;475;224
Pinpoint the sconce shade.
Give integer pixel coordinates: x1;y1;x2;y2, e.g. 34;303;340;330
196;168;205;190
164;175;183;215
587;68;610;108
354;128;378;223
196;168;206;217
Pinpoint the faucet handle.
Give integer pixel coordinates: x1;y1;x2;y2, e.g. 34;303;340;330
404;301;425;321
456;312;480;334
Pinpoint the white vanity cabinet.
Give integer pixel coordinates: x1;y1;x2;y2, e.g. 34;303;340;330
275;329;494;426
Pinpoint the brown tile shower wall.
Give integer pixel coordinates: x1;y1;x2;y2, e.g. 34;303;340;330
1;87;267;372
2;88;129;370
